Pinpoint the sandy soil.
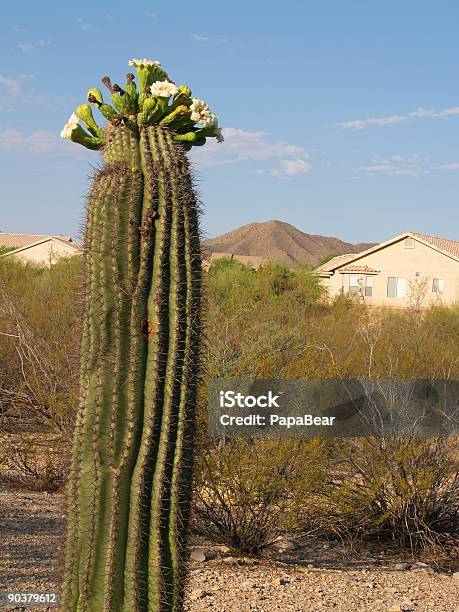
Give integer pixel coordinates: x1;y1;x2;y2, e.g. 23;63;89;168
1;485;458;612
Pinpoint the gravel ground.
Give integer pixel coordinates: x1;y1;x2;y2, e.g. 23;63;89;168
1;485;458;611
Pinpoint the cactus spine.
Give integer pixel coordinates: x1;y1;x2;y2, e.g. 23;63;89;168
61;60;223;611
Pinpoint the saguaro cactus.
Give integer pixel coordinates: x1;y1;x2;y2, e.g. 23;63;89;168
61;59;222;611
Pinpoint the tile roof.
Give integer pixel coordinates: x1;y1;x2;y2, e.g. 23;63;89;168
0;233;49;249
0;233;82;252
53;237;83;252
411;232;459;260
339;265;380;273
314;253;357;273
315;231;459;274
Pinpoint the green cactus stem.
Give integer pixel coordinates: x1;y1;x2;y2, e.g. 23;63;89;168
61;58;222;611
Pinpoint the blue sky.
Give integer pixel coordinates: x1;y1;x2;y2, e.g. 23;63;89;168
1;1;459;244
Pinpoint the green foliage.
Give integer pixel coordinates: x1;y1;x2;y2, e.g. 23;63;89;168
0;246;16;255
207;260;324;315
2;241;459;558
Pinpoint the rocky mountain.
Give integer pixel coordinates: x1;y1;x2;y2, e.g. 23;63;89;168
203;220;374;266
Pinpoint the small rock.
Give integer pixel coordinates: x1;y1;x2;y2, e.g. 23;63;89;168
222;556;239;565
388;605;403;612
411;561;429;569
453;571;459;582
190;548;206;563
272;537;296;551
394;563;411;571
410;561;434;574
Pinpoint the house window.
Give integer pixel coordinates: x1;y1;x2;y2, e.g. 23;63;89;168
387;277;406;298
405;237;415;248
364;276;374;297
432;278;444;294
348;274;360;295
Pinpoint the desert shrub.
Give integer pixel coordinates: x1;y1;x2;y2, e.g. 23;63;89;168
207;259;324;313
205;261;326;379
321;436;459;550
0;246;16;256
0;433;67;492
193;437;331;553
201;289;459;553
0;256;81;434
2;247;459;550
0;257;81;491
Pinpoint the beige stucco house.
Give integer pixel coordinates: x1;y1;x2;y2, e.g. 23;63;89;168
315;232;459;308
0;233;82;267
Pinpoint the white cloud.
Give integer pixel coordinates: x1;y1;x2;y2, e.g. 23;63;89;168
191;127;313;178
191;33;228;44
193;127;306;162
356;154;431;177
0;74;41;109
77;18;98;32
0;128;89;156
356;154;459;176
435;162;459;171
338;105;459;129
17;37;52;54
0;75;21;95
270;159;312;178
18;43;35;54
0;129;60;153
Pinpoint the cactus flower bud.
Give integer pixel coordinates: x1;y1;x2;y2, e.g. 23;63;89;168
177;84;192;97
87;87;104;106
101;75;113;92
76;104;104;138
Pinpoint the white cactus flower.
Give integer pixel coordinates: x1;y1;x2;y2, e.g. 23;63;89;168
190;98;218;128
207;112;219;128
190;98;208;120
129;58;162;68
60;112;80;140
150;80;179;98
